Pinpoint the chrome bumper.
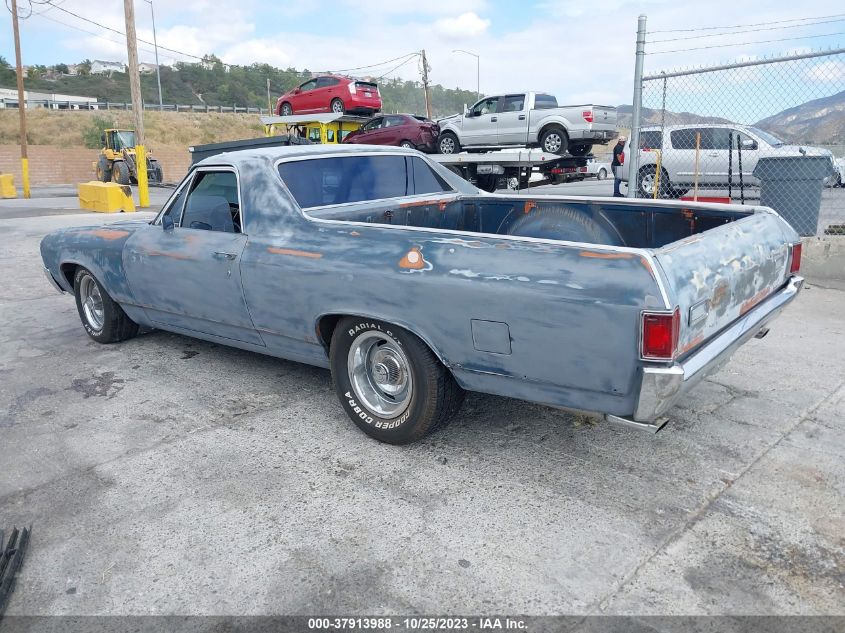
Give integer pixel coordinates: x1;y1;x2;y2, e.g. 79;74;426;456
43;267;66;294
607;275;804;433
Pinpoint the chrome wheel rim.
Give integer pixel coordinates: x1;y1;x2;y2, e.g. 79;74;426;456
640;172;656;195
401;142;413;148
543;133;562;153
79;274;105;331
282;104;292;115
440;137;455;154
347;332;413;418
332;100;344;113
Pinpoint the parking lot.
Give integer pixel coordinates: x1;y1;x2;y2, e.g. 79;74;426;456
1;187;843;616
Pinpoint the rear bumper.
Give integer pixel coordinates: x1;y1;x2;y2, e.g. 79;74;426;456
570;129;617;142
608;275;803;431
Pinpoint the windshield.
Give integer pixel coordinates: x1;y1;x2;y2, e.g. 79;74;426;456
748;127;784;147
114;130;136;150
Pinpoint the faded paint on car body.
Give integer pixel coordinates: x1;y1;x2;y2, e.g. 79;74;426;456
40;144;801;423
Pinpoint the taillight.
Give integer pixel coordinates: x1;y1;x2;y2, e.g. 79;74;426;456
641;308;680;361
789;242;802;274
348;83;357;94
582;109;594;123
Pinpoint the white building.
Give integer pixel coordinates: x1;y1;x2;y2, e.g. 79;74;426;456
0;88;98;110
91;60;125;75
138;62;159;75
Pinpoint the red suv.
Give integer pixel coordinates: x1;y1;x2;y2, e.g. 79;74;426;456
342;114;440;152
275;75;382;116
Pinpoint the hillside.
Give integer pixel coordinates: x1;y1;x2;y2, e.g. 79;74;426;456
0;57;477;119
0;109;265;149
616;105;732;128
754;89;845;144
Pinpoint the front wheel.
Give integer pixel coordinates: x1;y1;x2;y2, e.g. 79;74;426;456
597;168;607;181
438;132;460;154
399;140;415;149
540;126;568;155
331;98;345;114
637;165;670;198
74;267;139;343
330;318;464;444
281;102;293;116
112;161;131;185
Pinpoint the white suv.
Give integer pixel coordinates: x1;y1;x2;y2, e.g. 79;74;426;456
620;124;834;197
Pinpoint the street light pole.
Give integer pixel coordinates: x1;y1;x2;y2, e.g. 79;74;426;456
10;0;30;198
145;0;163;108
452;49;480;101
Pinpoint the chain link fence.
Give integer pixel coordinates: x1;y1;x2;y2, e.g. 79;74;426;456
631;48;845;236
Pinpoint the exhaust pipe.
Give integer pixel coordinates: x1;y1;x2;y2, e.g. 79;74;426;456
754;327;770;339
605;414;668;434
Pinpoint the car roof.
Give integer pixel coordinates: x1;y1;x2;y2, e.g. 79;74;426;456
195;143;419;168
640;123;755;132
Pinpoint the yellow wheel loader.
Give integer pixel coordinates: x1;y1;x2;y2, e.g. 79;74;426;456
95;129;164;185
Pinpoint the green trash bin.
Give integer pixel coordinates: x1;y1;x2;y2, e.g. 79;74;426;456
753;155;834;236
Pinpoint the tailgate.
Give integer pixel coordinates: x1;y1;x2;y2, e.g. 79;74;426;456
589;105;617;131
652;212;795;357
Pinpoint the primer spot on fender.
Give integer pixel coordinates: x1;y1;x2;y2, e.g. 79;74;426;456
399;246;427;270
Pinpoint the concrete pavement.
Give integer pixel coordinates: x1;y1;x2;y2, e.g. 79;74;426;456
0;208;842;616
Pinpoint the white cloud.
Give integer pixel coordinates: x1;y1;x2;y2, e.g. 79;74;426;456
807;59;845;83
340;0;487;15
222;39;291;66
433;12;491;40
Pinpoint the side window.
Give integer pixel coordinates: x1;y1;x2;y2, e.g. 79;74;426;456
326;129;335;142
533;94;558;109
709;128;733;150
670;128;710;150
299;79;317;92
278;155;408;209
472;97;499;116
736;131;758;150
308;127;322;142
385;116;406;127
159;179;190;225
316;77;339;88
502;95;525;112
410;157;452;195
640;130;663;150
180;171;241;233
362;118;383;132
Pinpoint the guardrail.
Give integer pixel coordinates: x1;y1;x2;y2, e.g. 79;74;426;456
0;98;269;114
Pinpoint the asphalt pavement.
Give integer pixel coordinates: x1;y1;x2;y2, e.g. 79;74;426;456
0;192;843;617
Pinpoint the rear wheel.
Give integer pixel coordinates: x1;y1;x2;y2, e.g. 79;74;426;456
569;144;592;156
148;160;163;184
73;267;139;343
438;132;460;154
330;318;464;444
331;98;345;114
540;126;568;155
597;168;607;181
281;102;293;116
112;161;131;185
399;140;415;149
507;205;623;246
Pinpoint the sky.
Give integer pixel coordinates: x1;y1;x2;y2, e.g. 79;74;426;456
1;0;844;117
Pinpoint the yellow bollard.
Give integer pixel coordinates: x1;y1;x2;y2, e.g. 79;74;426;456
0;173;16;198
136;144;149;208
21;158;30;199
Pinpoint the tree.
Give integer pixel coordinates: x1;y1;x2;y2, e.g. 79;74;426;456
78;59;92;76
55;63;69;74
0;56;10;69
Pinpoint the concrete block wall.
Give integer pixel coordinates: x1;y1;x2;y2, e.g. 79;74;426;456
0;144;191;186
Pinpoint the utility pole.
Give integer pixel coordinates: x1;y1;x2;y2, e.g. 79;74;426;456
10;0;30;198
420;49;432;120
124;0;149;207
627;14;647;199
266;77;272;114
145;0;163;108
452;49;480;101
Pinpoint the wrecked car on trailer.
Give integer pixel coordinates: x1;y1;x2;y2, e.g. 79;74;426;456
40;145;803;444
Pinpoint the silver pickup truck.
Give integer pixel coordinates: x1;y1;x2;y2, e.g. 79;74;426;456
41;145;802;445
437;91;617;156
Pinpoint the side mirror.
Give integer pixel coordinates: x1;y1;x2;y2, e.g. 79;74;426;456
162;213;174;231
100;133;106;147
741;139;757;150
294;88;301;94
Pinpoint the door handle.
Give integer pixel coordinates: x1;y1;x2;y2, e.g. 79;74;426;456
213;251;237;260
518;115;526;120
490;116;497;122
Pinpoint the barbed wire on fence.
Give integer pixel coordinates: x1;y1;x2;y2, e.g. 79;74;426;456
0;98;270;114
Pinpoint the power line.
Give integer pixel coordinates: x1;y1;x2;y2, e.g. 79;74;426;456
42;1;204;60
32;10;162;59
376;55;418;80
328;52;420;74
649;12;845;34
650;16;845;43
649;30;845;54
